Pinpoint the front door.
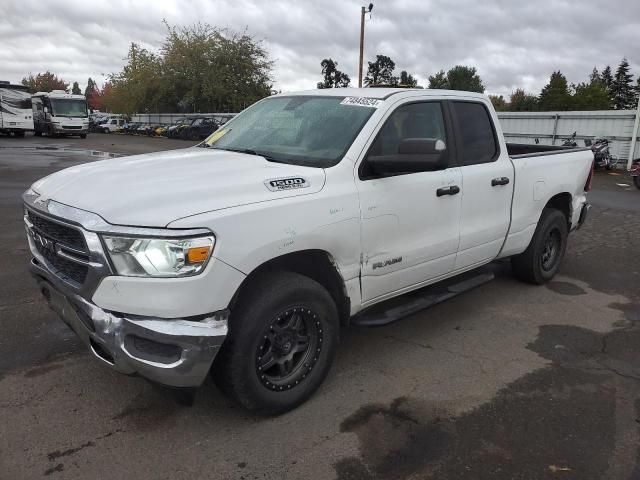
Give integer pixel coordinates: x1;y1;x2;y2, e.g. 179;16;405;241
357;100;462;303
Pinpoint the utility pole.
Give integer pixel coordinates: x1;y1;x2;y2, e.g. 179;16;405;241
358;4;373;88
628;93;640;170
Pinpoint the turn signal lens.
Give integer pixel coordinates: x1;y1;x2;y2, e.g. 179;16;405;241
187;246;211;264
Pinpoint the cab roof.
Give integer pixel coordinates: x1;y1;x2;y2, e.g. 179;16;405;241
276;87;488;101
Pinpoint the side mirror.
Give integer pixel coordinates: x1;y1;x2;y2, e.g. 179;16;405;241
367;138;447;175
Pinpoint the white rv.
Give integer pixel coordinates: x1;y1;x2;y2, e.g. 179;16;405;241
0;81;34;137
32;90;89;138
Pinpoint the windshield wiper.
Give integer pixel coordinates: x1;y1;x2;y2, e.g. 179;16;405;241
212;147;289;164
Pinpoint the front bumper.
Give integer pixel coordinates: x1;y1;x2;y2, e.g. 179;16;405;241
30;258;228;388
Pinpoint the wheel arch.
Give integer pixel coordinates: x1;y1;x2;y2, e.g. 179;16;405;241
228;249;351;326
543;192;572;227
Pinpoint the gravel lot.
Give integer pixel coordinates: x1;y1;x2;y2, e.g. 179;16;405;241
1;133;639;480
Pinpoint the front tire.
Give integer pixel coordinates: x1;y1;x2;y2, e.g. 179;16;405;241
511;208;568;284
212;271;339;415
633;176;640;190
80;134;87;139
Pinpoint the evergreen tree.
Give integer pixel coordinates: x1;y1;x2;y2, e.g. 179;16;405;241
539;71;573;111
611;58;635;109
427;70;448;89
399;70;418;87
317;59;350;89
71;81;82;95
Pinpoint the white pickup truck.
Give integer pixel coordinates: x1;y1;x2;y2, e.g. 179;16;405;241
24;88;593;413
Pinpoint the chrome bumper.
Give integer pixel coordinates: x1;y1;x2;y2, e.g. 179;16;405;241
30;258;228;388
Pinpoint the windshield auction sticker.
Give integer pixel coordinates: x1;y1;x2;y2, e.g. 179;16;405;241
340;97;383;108
205;128;229;146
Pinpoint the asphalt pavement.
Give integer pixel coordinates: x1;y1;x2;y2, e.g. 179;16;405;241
1;133;639;480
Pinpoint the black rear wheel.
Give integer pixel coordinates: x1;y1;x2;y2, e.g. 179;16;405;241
512;208;568;284
633;176;640;190
212;271;339;414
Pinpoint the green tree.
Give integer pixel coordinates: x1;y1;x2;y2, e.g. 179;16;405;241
105;22;273;114
364;55;397;86
509;89;539;111
399;70;418;87
572;73;612;110
601;66;614;93
611;58;635;109
539;71;573;111
20;71;68;93
489;94;508;111
317;59;350;88
427;66;484;93
71;81;81;95
427;70;448;89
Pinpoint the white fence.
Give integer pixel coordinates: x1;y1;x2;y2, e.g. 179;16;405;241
497;110;640;168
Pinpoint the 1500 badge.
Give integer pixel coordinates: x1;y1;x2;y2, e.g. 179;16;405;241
265;177;310;192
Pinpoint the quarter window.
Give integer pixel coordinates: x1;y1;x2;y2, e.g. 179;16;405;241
450;102;498;165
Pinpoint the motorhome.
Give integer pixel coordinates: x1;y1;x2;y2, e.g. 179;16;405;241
0;81;34;137
32;90;89;138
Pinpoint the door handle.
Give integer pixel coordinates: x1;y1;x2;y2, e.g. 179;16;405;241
436;185;461;197
491;177;510;186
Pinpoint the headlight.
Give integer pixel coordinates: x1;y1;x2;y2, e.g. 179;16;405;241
102;235;214;277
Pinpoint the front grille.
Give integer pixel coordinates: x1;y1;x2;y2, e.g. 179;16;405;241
28;210;89;285
28;211;86;250
62;126;82;130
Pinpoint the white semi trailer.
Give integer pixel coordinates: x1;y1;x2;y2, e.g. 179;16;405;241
0;81;34;137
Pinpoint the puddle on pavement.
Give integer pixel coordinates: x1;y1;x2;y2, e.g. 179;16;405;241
335;304;640;480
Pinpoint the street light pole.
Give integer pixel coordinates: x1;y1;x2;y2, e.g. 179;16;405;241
358;4;373;88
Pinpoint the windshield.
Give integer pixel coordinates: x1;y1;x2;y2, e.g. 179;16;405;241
203;96;377;167
50;98;88;117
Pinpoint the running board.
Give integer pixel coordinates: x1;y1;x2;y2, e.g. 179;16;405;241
351;267;495;327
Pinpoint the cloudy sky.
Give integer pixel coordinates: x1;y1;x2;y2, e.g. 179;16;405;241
1;0;639;97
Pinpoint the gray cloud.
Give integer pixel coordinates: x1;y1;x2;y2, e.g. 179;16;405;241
0;0;638;98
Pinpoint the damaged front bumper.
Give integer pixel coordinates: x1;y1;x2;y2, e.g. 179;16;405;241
30;258;228;388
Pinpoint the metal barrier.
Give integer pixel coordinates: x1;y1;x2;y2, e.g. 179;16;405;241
497;110;640;168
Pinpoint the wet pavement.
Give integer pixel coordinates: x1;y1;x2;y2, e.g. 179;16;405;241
0;134;639;479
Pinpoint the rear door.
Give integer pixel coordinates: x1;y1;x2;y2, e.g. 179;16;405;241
357;100;462;303
449;100;513;270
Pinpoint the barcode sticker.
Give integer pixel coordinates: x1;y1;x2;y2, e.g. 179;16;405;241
340;97;383;108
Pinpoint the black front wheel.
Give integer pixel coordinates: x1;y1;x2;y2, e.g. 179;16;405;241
633;176;640;190
212;271;339;414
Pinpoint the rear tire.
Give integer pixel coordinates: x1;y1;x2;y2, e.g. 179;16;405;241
511;208;568;284
633;176;640;190
212;271;339;415
80;134;87;139
34;131;42;137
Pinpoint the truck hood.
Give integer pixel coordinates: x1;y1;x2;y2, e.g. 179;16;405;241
31;148;326;227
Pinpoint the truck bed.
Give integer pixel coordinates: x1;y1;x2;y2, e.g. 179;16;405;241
507;142;590;158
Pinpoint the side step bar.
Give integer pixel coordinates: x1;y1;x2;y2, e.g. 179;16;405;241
351;267;495;327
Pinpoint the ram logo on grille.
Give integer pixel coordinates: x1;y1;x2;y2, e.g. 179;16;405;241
29;228;57;254
265;177;310;192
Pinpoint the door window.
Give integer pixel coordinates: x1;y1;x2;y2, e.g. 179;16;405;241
450;102;499;165
361;102;448;178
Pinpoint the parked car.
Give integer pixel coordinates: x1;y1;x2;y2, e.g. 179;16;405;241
99;116;125;134
22;88;593;414
180;117;219;140
630;159;640;189
122;122;139;134
165;118;187;138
